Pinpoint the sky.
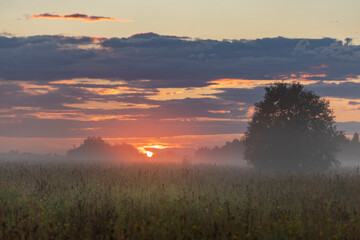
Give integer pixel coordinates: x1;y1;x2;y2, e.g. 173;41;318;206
1;0;360;155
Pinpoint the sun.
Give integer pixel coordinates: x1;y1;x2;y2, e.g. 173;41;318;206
146;151;153;158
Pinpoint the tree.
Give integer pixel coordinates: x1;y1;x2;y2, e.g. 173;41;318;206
67;137;111;159
243;82;345;171
66;137;142;162
351;133;359;144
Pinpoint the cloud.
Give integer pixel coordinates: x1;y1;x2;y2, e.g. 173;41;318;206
0;117;248;138
138;97;247;120
337;122;360;134
30;13;132;22
214;81;360;108
1;34;360;88
0;80;248;122
348;101;360;105
307;82;360;99
0;84;96;110
214;88;265;105
1;33;360;144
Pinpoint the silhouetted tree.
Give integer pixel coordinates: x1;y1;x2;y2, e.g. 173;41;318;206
67;137;142;162
67;137;111;159
351;133;359;144
243;82;345;171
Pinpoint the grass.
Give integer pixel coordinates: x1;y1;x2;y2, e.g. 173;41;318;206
0;160;360;239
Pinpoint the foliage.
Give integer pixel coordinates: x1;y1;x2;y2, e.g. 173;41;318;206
1;161;360;239
67;137;142;162
67;137;111;158
244;82;345;171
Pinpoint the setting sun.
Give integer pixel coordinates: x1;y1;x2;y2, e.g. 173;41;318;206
146;151;153;158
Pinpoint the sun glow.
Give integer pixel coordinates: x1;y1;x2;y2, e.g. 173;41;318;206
144;144;168;149
137;144;169;158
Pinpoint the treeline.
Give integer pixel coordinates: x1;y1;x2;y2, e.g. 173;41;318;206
1;134;359;166
194;133;360;166
339;133;360;165
0;150;63;162
194;138;247;166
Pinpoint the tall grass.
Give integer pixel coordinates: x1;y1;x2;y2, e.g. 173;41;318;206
0;161;360;239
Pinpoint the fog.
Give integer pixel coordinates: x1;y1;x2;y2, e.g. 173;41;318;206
1;136;358;170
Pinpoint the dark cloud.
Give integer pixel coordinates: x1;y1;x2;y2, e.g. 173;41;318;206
0;36;23;48
215;81;360;108
214;88;265;105
348;101;360;105
337;122;360;135
0;117;248;138
1;33;360;141
0;81;247;121
1;34;360;87
306;82;360;99
0;83;23;95
0;84;95;110
0;35;100;49
137;98;247;120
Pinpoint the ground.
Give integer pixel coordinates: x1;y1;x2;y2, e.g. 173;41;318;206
0;160;360;239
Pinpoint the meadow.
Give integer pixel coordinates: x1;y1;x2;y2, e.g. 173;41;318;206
0;160;360;240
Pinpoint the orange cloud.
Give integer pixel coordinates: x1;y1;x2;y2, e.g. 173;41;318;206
208;78;318;89
208;110;231;114
31;13;133;22
299;73;327;79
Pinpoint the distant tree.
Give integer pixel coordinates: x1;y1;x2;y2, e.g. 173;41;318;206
243;82;345;171
67;137;111;159
67;137;142;162
338;132;360;165
351;133;359;144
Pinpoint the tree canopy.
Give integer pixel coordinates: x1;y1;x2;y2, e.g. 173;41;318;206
67;137;142;162
243;82;345;171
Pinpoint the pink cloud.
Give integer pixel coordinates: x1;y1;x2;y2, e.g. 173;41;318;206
31;13;133;22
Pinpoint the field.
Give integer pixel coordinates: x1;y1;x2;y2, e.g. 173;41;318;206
1;161;360;239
